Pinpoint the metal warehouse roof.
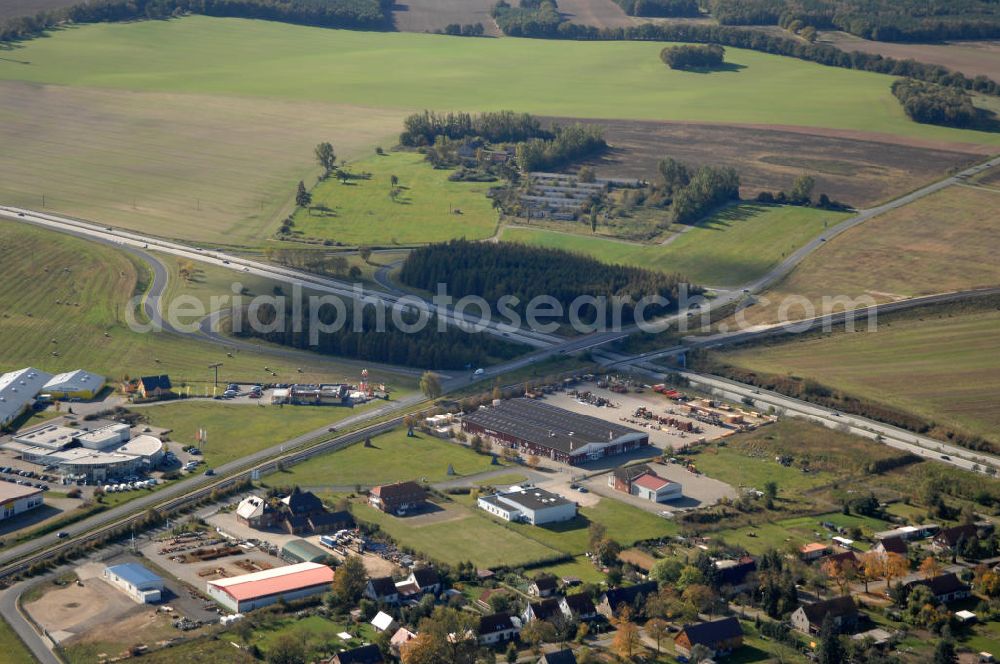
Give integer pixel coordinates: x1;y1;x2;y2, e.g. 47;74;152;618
0;482;44;502
463;399;645;455
209;562;333;601
106;563;162;588
0;367;52;425
281;539;329;563
43;369;105;393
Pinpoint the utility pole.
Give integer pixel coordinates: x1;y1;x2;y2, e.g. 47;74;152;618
209;362;222;387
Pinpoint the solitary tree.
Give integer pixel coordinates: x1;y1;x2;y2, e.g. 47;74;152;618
359;245;373;264
315;142;337;178
295;180;311;208
612;606;640;660
816;613;844;664
646;617;669;654
420;371;442;399
789;174;815;205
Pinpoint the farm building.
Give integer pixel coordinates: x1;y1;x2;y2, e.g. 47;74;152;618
281;539;330;564
0;367;52;428
461;399;648;465
369;481;427;516
478;486;577;525
206;562;334;613
0;483;44;521
42;370;105;400
103;563;163;604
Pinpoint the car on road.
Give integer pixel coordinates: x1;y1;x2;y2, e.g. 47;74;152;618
576;486;588;493
940;455;950;460
473;368;484;376
56;531;69;539
204;469;216;476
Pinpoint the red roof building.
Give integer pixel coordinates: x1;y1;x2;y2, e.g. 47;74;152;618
207;562;334;612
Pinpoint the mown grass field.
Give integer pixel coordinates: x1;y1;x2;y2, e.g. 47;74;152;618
139;400;400;467
734;185;1000;325
716;306;1000;443
0;220;419;388
273;428;500;487
4;17;997;147
0;616;35;664
293;152;498;245
502;204;848;286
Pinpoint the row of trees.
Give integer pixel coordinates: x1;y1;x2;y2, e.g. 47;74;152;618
398;239;697;327
660;43;726;69
441;22;485;36
707;0;1000;43
892;79;980;128
669;163;741;224
398;110;550;147
232;302;528;369
514;123;608;172
0;0;391;42
490;0;562;37
613;0;699;18
755;173;850;209
489;19;1000;96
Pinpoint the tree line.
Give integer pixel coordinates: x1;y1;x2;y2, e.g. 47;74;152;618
231;301;528;370
652;157;741;224
489;18;1000;96
892;79;979;128
398;239;697;327
515;123;607;172
441;22;485;36
490;0;562;37
613;0;699;18
707;0;1000;43
660;44;726;69
0;0;391;42
398;110;550;147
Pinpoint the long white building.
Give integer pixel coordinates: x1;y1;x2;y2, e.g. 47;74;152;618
103;563;164;603
0;483;44;521
477;486;577;525
206;562;334;613
0;368;52;428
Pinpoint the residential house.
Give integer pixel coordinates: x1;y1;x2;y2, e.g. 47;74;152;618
715;556;757;595
538;650;577;664
138;375;172;400
235;495;279;529
369;481;427;516
528;576;558;597
328;644;384;664
281;488;331;534
873;536;908;557
932;523;994;552
406;567;441;595
596;581;658;619
674;617;744;658
389;628;416;656
365;577;400;605
559;593;598;622
902;573;971;604
477;613;520;645
791;596;860;635
523;598;563;623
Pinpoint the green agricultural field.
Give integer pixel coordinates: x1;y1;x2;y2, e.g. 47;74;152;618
139;400;402;467
502;204;849;286
3;17;997;148
293;152;498;245
716;306;1000;443
0;220;419;388
0;617;35;664
354;502;564;568
273;428;500;487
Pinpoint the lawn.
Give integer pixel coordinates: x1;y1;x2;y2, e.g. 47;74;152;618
354;502;565;568
0;617;35;664
293;152;498;245
273;428;501;487
501;204;850;287
0;221;420;388
4;17;997;148
734;185;1000;325
717;305;1000;443
709;511;890;555
139;400;393;467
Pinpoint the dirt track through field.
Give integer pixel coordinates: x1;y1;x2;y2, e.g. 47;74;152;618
546;116;984;207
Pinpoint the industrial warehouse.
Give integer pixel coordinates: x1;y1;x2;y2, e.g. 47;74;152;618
0;482;44;521
206;561;334;613
461;399;649;465
477;485;578;525
103;563;164;604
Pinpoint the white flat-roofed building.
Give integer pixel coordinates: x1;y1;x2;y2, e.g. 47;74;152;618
0;483;44;521
207;562;334;613
103;563;164;603
12;424;80;451
43;370;105;400
0;368;52;428
78;423;131;450
478;486;577;525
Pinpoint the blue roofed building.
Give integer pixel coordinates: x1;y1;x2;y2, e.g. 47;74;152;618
103;563;164;603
